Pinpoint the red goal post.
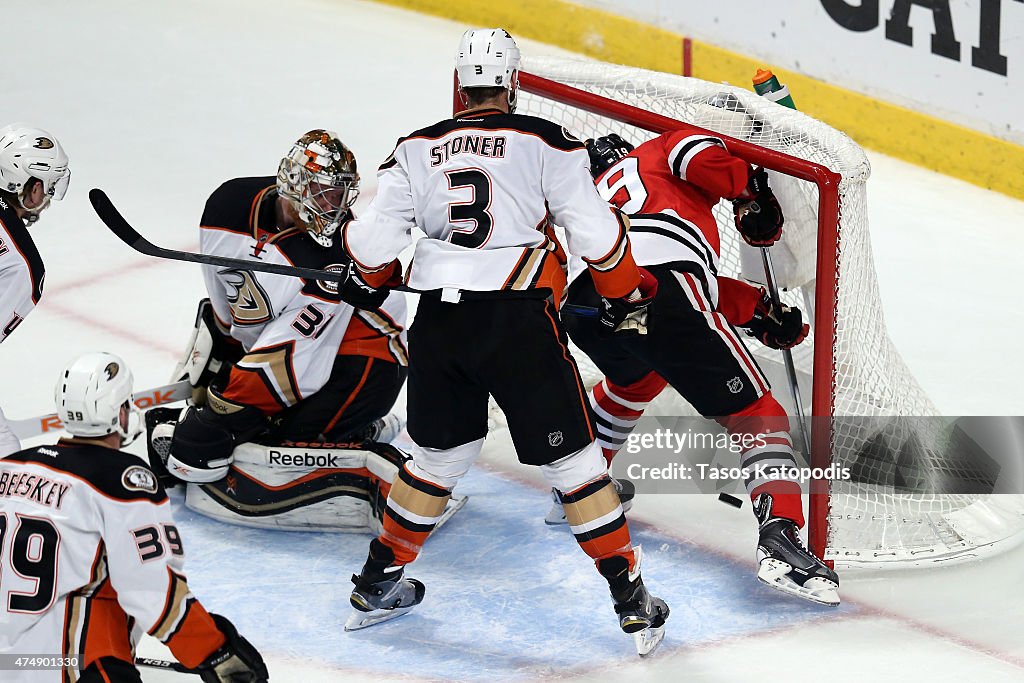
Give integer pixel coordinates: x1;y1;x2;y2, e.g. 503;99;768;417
452;58;1024;569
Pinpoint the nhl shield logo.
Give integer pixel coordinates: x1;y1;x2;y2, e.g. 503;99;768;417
726;377;744;394
548;431;564;447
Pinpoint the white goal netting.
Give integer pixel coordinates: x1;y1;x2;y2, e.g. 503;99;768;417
518;56;1024;568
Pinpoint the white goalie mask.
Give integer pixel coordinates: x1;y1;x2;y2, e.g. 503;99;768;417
0;123;70;221
455;28;522;111
276;130;359;248
55;352;143;446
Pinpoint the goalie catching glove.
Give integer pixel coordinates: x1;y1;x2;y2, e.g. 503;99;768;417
743;288;808;350
732;167;784;247
600;267;658;335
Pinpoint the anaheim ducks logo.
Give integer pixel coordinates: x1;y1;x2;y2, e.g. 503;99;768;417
317;264;346;295
222;269;273;326
33;137;54;150
104;362;119;380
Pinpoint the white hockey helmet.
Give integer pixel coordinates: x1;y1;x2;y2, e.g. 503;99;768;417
277;129;359;248
55;352;142;445
455;28;521;107
0;123;70;217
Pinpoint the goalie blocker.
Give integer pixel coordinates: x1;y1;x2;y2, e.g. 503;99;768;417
148;414;465;534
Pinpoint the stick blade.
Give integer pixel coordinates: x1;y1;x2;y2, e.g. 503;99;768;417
89;188;148;249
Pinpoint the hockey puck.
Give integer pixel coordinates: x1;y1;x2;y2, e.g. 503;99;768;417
718;493;743;509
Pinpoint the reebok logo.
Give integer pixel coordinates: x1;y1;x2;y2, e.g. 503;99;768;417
268;450;341;468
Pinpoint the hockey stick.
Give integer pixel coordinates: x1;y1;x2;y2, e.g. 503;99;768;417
760;247;812;458
91;188;605;318
135;657;197;675
89;189;347;283
9;380;190;440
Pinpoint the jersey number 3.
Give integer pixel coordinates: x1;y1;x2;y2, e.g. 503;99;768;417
445;168;493;249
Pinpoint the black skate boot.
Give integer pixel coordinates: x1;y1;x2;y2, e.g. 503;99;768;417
346;539;425;631
544;478;635;525
754;494;840;606
597;548;669;657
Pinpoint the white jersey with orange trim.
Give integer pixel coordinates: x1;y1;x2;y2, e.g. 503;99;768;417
344;107;640;301
0;200;46;458
0;199;44;345
0;441;225;681
199;177;407;414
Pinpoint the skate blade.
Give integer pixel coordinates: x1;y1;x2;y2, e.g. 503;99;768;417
344;605;415;631
757;558;840;606
633;623;666;657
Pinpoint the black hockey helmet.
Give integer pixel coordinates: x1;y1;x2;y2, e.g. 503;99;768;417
585;134;635;178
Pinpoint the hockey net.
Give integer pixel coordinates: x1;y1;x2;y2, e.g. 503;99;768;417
510;56;1024;569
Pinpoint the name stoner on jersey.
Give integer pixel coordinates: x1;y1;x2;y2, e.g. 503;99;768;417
339;28;668;657
556;131;839;607
155;130;408;486
0;352;268;683
0;123;71;458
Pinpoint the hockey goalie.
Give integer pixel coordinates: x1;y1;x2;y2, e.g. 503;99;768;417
146;130;465;534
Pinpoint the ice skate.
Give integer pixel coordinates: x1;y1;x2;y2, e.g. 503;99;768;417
754;494;840;606
544;478;635;525
345;539;425;631
597;548;669;657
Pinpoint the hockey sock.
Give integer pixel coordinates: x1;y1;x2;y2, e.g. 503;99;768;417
558;476;637;571
378;463;452;566
717;393;804;527
591;372;667;466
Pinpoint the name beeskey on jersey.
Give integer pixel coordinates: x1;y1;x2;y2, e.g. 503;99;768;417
0;654;80;670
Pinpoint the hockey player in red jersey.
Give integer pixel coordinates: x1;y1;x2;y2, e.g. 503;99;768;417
0;352;267;682
151;131;408;486
339;29;668;655
556;131;840;606
0;123;71;458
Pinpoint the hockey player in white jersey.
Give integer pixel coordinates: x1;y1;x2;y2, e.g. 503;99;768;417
152;131;408;488
0;352;268;682
0;124;70;458
339;29;668;655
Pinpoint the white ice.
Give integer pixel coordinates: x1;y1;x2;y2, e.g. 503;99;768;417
4;0;1024;681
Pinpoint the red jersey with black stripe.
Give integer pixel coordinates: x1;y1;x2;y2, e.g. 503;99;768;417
0;442;224;681
591;128;759;317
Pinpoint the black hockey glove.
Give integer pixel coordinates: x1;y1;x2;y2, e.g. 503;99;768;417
600;267;658;335
196;614;269;683
743;288;808;350
338;260;400;310
732;167;784;247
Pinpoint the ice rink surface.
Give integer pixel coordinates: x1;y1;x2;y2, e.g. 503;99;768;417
4;0;1024;681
